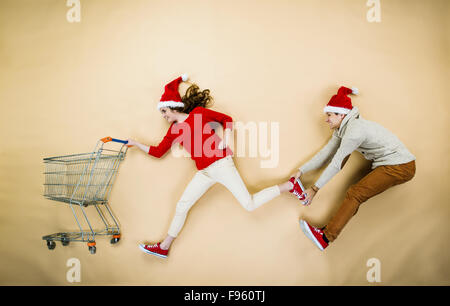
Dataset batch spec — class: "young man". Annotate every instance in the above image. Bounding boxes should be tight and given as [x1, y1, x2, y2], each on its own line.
[296, 86, 416, 251]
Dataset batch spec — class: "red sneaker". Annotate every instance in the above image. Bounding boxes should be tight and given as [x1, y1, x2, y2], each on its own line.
[299, 220, 328, 251]
[289, 177, 307, 204]
[139, 243, 169, 258]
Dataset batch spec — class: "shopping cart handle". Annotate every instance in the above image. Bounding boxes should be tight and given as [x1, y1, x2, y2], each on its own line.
[101, 137, 133, 147]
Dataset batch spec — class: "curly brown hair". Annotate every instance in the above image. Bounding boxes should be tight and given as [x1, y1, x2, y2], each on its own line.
[170, 83, 214, 113]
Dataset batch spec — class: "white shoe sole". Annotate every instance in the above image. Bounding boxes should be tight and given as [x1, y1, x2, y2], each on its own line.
[139, 244, 168, 258]
[295, 178, 306, 193]
[299, 220, 324, 251]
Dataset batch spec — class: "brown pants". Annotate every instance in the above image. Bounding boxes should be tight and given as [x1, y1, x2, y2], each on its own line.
[323, 160, 416, 242]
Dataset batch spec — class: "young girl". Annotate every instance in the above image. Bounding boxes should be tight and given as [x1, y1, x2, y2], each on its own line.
[127, 74, 304, 258]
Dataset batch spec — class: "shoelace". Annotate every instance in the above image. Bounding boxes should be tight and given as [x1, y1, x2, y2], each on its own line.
[312, 227, 322, 235]
[293, 189, 305, 199]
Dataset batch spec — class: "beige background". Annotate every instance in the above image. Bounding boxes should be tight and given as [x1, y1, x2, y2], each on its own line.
[0, 0, 449, 285]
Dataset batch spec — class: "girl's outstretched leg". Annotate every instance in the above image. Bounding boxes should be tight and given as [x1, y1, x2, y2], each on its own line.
[139, 171, 214, 258]
[211, 157, 281, 211]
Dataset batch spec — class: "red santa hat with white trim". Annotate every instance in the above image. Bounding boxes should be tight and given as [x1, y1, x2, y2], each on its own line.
[323, 86, 359, 115]
[157, 74, 189, 110]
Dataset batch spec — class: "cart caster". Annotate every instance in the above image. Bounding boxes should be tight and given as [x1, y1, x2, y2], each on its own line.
[46, 240, 56, 250]
[87, 241, 96, 254]
[61, 235, 70, 246]
[89, 246, 96, 254]
[110, 234, 121, 244]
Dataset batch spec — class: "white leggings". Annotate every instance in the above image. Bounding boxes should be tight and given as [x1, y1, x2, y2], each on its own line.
[167, 156, 281, 237]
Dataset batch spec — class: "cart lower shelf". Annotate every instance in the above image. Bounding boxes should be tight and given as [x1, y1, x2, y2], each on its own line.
[42, 230, 121, 254]
[44, 195, 107, 206]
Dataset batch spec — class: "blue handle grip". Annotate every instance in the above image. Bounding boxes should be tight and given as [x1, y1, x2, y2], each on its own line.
[110, 138, 128, 144]
[101, 137, 130, 145]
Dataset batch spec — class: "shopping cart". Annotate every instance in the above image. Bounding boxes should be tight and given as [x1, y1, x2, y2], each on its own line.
[42, 137, 130, 254]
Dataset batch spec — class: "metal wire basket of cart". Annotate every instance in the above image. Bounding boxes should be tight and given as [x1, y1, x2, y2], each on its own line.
[42, 137, 130, 254]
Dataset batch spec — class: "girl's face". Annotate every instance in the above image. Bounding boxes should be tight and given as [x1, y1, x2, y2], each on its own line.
[325, 112, 345, 129]
[160, 107, 177, 123]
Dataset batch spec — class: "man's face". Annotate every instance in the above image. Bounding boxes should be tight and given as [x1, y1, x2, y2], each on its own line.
[325, 112, 345, 129]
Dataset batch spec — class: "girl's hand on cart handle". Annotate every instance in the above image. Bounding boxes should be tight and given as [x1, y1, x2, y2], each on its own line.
[126, 139, 138, 147]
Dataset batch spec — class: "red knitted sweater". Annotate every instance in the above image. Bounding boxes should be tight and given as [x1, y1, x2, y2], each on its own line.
[148, 107, 233, 170]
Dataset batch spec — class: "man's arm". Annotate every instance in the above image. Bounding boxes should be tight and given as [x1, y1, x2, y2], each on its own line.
[314, 133, 364, 189]
[299, 134, 340, 174]
[303, 131, 364, 206]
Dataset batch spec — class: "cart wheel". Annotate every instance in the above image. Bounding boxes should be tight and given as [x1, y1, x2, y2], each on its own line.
[46, 240, 56, 250]
[89, 246, 96, 254]
[87, 241, 96, 254]
[110, 234, 121, 244]
[61, 238, 70, 246]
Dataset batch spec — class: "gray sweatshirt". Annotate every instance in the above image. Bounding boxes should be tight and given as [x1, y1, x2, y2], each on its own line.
[299, 107, 415, 189]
